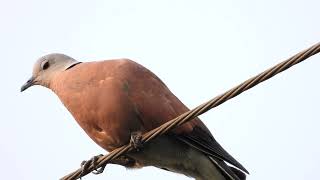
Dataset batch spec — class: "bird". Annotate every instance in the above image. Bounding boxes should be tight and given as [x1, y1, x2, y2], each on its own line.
[21, 53, 248, 180]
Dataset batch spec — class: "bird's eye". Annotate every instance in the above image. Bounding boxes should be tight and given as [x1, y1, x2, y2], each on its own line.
[41, 61, 50, 70]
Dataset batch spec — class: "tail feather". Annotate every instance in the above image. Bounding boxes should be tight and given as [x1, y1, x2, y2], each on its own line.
[209, 156, 246, 180]
[229, 166, 246, 180]
[209, 156, 240, 180]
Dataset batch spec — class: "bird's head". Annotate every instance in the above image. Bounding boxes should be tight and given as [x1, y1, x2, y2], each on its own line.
[21, 53, 79, 92]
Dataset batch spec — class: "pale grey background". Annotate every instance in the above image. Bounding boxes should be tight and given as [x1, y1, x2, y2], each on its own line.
[1, 0, 320, 179]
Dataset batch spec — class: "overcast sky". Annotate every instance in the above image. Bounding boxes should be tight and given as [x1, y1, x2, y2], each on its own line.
[1, 0, 320, 180]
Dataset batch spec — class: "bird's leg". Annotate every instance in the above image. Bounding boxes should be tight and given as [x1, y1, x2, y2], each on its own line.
[80, 154, 137, 177]
[80, 154, 105, 177]
[130, 131, 143, 151]
[79, 132, 142, 177]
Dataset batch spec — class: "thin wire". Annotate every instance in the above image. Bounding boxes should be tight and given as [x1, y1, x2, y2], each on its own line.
[61, 42, 320, 180]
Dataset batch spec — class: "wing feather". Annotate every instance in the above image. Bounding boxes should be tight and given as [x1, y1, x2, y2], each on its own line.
[175, 125, 249, 174]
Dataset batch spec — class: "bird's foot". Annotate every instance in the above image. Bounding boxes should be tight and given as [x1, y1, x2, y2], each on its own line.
[80, 154, 106, 178]
[130, 131, 143, 151]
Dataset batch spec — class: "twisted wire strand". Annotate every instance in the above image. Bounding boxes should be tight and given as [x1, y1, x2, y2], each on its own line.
[61, 42, 320, 180]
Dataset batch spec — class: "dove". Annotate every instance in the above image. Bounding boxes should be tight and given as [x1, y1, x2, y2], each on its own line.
[21, 53, 248, 180]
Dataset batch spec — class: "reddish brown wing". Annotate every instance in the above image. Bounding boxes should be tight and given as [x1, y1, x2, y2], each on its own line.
[119, 60, 248, 174]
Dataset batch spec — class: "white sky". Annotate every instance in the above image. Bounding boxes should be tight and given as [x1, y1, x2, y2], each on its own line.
[1, 0, 320, 179]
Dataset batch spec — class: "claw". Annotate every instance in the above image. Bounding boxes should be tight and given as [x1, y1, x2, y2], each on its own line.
[130, 131, 143, 151]
[80, 154, 106, 178]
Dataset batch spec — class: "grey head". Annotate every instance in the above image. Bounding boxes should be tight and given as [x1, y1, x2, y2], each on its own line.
[21, 53, 80, 92]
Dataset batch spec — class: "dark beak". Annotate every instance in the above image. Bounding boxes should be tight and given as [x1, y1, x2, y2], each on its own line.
[21, 77, 35, 92]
